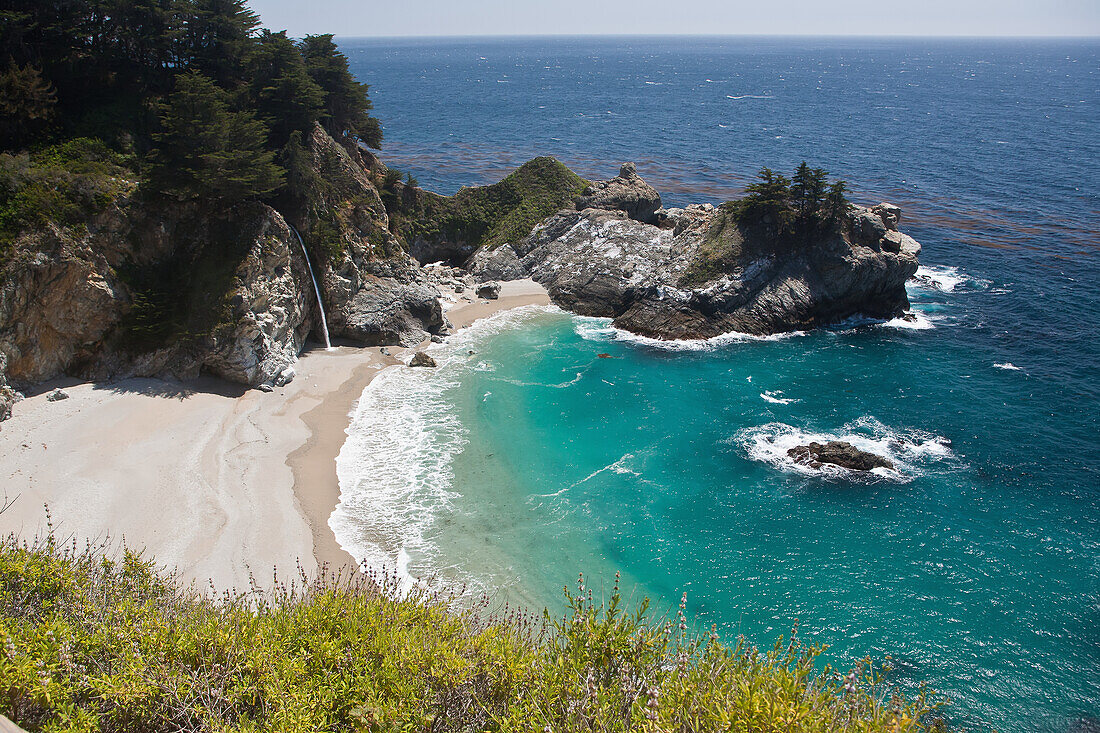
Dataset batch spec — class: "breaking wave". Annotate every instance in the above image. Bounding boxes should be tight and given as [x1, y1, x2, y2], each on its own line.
[572, 316, 806, 351]
[911, 265, 991, 293]
[331, 305, 559, 592]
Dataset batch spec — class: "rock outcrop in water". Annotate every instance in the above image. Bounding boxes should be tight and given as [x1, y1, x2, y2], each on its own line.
[476, 165, 920, 339]
[788, 441, 895, 472]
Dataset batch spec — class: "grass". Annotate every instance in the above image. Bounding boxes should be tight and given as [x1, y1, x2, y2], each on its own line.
[0, 527, 948, 732]
[392, 157, 588, 254]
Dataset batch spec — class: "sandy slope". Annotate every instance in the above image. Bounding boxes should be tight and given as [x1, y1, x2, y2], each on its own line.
[0, 279, 550, 591]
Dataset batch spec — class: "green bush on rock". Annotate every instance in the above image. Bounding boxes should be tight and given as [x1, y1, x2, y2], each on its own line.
[0, 532, 945, 732]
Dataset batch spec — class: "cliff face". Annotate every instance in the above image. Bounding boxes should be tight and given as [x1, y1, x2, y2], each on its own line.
[0, 198, 314, 388]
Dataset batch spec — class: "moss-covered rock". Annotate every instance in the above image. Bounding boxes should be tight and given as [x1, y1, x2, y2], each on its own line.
[389, 156, 588, 264]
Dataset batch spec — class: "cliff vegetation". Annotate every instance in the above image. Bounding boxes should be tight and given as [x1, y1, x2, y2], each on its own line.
[0, 531, 945, 732]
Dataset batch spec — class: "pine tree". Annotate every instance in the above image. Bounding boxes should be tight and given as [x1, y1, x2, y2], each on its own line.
[741, 167, 792, 231]
[245, 30, 324, 148]
[825, 180, 850, 224]
[148, 71, 283, 204]
[299, 34, 382, 148]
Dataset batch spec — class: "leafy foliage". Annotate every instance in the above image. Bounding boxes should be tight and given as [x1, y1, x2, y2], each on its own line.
[0, 64, 57, 149]
[0, 532, 948, 732]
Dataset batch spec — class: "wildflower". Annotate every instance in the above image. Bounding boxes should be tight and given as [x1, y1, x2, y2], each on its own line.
[644, 685, 660, 720]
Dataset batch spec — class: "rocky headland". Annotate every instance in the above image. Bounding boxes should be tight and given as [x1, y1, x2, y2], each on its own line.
[471, 163, 921, 339]
[0, 147, 922, 424]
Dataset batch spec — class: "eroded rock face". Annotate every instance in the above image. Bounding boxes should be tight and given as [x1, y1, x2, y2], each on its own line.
[200, 212, 313, 386]
[476, 282, 501, 300]
[466, 244, 526, 282]
[787, 441, 894, 472]
[0, 202, 316, 391]
[575, 162, 662, 224]
[511, 180, 920, 339]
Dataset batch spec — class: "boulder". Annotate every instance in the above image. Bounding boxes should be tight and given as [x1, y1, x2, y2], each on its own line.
[575, 163, 662, 224]
[409, 351, 437, 367]
[46, 388, 69, 402]
[335, 273, 445, 347]
[871, 203, 901, 230]
[476, 282, 501, 300]
[787, 441, 894, 472]
[465, 244, 527, 282]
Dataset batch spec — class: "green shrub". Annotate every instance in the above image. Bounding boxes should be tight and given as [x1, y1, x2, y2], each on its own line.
[0, 531, 946, 732]
[0, 138, 135, 261]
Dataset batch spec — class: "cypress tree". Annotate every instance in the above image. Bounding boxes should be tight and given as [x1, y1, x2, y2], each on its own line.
[148, 71, 283, 204]
[299, 33, 382, 148]
[179, 0, 260, 87]
[245, 30, 324, 148]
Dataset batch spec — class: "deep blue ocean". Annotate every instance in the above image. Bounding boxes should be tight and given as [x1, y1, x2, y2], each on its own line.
[332, 37, 1100, 731]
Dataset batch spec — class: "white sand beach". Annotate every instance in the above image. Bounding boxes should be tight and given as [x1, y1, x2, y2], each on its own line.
[0, 279, 549, 591]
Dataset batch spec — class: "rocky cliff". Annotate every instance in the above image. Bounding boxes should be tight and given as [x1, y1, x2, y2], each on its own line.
[474, 164, 921, 339]
[0, 124, 447, 418]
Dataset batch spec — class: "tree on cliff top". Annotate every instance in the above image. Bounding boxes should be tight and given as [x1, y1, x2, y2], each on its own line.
[244, 30, 324, 149]
[148, 72, 283, 204]
[300, 33, 383, 149]
[179, 0, 261, 87]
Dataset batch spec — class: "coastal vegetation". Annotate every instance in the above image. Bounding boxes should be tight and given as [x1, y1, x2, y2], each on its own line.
[388, 156, 589, 260]
[0, 531, 945, 732]
[0, 0, 380, 251]
[680, 163, 851, 287]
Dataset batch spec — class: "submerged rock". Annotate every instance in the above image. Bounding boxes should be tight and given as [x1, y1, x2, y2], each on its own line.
[409, 351, 437, 367]
[787, 441, 894, 472]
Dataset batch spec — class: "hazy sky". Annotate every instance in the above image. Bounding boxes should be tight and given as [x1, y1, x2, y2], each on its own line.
[248, 0, 1100, 38]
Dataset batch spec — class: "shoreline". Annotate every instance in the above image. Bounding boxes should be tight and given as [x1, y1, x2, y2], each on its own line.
[286, 278, 552, 576]
[0, 279, 550, 591]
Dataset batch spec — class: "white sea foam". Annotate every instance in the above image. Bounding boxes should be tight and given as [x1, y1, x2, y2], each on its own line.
[911, 265, 991, 293]
[331, 304, 560, 591]
[760, 390, 798, 405]
[734, 416, 954, 482]
[993, 362, 1023, 371]
[727, 94, 774, 100]
[884, 310, 937, 330]
[573, 316, 806, 351]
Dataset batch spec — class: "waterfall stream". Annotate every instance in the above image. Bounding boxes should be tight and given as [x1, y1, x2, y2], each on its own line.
[288, 224, 332, 350]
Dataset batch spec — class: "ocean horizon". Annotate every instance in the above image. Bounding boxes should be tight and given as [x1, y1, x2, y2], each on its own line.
[331, 35, 1099, 732]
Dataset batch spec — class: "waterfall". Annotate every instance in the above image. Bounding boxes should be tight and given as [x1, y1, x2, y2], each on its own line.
[288, 223, 332, 350]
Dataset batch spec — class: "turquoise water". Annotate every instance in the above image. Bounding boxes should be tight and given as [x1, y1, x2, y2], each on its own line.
[335, 280, 1097, 731]
[333, 37, 1099, 731]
